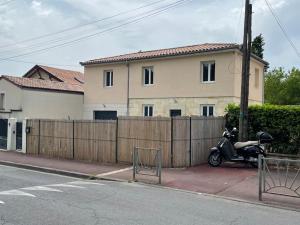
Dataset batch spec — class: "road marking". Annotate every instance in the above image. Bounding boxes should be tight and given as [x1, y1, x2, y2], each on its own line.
[47, 184, 86, 188]
[0, 201, 4, 204]
[69, 181, 105, 186]
[0, 190, 36, 197]
[96, 167, 132, 177]
[21, 186, 63, 192]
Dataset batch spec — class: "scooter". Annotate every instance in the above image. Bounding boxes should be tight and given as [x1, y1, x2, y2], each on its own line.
[208, 128, 273, 167]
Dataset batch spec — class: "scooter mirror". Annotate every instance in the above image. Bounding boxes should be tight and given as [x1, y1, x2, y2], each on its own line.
[232, 127, 238, 132]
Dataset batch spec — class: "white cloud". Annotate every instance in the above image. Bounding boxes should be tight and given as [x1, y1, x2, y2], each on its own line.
[254, 0, 287, 13]
[31, 0, 52, 16]
[0, 0, 299, 76]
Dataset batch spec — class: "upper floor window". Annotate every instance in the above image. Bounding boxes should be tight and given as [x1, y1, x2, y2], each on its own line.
[202, 62, 215, 82]
[143, 105, 153, 117]
[0, 93, 4, 109]
[143, 67, 154, 85]
[254, 68, 259, 88]
[201, 104, 214, 117]
[104, 70, 113, 87]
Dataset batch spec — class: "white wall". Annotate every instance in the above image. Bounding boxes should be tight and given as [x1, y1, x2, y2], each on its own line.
[0, 79, 22, 119]
[21, 89, 83, 120]
[0, 79, 83, 120]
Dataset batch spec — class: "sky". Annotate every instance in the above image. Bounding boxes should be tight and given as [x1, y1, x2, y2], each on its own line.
[0, 0, 299, 76]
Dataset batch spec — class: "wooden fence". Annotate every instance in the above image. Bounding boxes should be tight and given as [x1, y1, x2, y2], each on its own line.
[26, 116, 225, 168]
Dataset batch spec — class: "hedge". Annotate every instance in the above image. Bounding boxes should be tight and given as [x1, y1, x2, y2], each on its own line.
[225, 104, 300, 155]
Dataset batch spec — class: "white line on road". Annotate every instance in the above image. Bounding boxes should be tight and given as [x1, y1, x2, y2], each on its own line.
[21, 186, 63, 192]
[47, 184, 86, 188]
[96, 167, 132, 177]
[69, 181, 105, 186]
[0, 201, 4, 204]
[0, 190, 36, 197]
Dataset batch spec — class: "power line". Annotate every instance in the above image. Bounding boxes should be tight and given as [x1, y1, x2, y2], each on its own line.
[0, 0, 169, 50]
[264, 0, 300, 58]
[1, 58, 81, 68]
[0, 0, 191, 62]
[0, 0, 174, 55]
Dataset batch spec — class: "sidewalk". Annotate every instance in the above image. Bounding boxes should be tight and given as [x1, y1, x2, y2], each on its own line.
[0, 150, 129, 179]
[0, 150, 299, 211]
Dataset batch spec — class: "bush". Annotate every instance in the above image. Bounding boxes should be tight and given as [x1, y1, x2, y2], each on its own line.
[225, 104, 300, 155]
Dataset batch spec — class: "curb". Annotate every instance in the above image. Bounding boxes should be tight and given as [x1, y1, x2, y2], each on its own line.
[0, 160, 95, 179]
[0, 160, 128, 183]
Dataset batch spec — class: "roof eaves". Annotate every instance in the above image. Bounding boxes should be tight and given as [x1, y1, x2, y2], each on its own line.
[80, 45, 240, 66]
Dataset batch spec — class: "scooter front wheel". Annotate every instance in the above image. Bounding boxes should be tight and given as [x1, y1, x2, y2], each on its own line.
[208, 151, 222, 167]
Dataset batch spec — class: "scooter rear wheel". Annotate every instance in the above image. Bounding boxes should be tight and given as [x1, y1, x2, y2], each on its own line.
[208, 151, 222, 167]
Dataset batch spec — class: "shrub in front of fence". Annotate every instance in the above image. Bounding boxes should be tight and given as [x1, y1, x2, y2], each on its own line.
[225, 104, 300, 155]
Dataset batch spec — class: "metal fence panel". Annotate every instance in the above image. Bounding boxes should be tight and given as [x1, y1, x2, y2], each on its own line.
[259, 155, 300, 200]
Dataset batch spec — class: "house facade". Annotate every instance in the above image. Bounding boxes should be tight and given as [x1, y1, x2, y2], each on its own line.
[81, 43, 267, 119]
[0, 65, 84, 120]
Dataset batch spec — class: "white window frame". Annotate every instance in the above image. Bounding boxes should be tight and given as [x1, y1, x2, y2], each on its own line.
[201, 104, 215, 117]
[104, 70, 113, 87]
[143, 67, 154, 86]
[143, 104, 154, 117]
[201, 61, 215, 83]
[0, 93, 5, 110]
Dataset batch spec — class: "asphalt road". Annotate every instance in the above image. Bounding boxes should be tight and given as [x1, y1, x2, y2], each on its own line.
[0, 165, 299, 225]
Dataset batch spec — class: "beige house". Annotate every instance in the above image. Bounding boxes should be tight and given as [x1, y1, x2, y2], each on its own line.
[0, 65, 84, 120]
[81, 43, 267, 119]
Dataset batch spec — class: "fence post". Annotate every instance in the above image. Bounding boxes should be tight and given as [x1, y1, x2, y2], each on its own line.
[158, 149, 162, 184]
[133, 146, 136, 181]
[189, 116, 192, 167]
[115, 117, 118, 163]
[38, 119, 41, 155]
[72, 120, 75, 159]
[7, 118, 17, 151]
[258, 154, 263, 201]
[170, 117, 174, 168]
[21, 119, 27, 154]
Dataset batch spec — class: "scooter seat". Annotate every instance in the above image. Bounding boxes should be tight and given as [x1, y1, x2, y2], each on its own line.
[234, 141, 259, 149]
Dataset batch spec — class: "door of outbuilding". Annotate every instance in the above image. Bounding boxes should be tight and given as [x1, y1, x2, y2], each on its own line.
[0, 118, 8, 149]
[16, 121, 22, 150]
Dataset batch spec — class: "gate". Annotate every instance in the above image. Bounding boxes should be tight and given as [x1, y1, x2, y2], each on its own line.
[16, 121, 22, 150]
[0, 119, 8, 149]
[258, 155, 300, 200]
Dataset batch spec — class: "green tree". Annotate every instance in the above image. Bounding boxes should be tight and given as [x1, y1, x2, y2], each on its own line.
[251, 34, 265, 59]
[264, 68, 300, 105]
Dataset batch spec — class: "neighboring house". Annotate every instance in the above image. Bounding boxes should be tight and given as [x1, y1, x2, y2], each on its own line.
[81, 43, 268, 120]
[23, 65, 84, 85]
[0, 65, 84, 120]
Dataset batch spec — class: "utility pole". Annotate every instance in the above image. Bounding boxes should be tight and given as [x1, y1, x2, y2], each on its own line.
[239, 0, 252, 141]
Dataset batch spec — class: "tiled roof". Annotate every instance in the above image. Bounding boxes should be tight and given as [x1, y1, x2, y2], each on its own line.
[0, 75, 83, 93]
[81, 43, 241, 65]
[24, 65, 84, 85]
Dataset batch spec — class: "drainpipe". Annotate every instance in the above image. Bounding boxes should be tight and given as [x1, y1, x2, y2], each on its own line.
[126, 62, 130, 116]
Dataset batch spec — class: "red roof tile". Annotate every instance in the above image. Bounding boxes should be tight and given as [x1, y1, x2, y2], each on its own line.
[24, 65, 84, 85]
[81, 43, 240, 65]
[0, 75, 83, 93]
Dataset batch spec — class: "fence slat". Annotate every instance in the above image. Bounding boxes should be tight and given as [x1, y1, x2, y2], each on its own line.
[25, 116, 225, 168]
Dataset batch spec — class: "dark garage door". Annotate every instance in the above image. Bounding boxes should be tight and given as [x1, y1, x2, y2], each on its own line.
[170, 109, 182, 117]
[94, 111, 117, 120]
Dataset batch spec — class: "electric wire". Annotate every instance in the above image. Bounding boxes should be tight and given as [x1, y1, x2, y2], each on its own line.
[264, 0, 300, 58]
[0, 0, 169, 49]
[0, 0, 191, 62]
